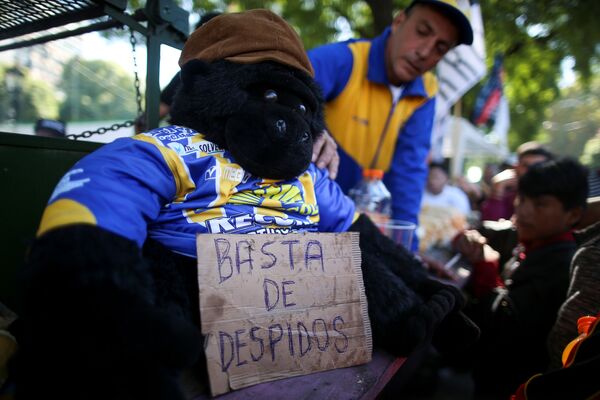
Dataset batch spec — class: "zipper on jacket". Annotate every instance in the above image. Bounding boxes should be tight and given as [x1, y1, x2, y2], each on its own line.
[369, 95, 400, 170]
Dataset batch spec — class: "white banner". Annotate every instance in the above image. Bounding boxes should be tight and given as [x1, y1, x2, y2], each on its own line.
[430, 1, 487, 160]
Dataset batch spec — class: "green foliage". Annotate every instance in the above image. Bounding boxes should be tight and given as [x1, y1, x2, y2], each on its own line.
[0, 64, 59, 123]
[542, 77, 600, 162]
[461, 0, 600, 150]
[3, 0, 598, 148]
[58, 58, 139, 122]
[190, 0, 411, 47]
[21, 78, 61, 121]
[190, 0, 598, 151]
[580, 136, 600, 170]
[0, 65, 14, 121]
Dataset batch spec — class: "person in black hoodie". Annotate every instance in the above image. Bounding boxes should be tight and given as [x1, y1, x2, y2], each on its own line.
[454, 157, 589, 398]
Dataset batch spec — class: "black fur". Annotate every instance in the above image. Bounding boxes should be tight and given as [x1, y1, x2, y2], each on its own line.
[15, 59, 478, 398]
[349, 214, 479, 355]
[16, 226, 201, 399]
[170, 60, 325, 180]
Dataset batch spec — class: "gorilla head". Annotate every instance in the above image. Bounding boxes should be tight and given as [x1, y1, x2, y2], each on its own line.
[169, 10, 325, 180]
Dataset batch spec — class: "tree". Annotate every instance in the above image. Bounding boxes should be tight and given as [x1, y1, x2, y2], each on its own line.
[541, 77, 600, 162]
[580, 134, 600, 170]
[466, 0, 600, 149]
[188, 1, 598, 150]
[21, 77, 61, 122]
[0, 64, 60, 123]
[59, 58, 139, 121]
[191, 0, 406, 47]
[124, 1, 599, 150]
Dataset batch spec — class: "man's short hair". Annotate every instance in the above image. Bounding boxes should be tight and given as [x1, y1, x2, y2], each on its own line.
[34, 119, 66, 137]
[516, 141, 554, 161]
[518, 157, 589, 211]
[428, 161, 449, 176]
[406, 0, 473, 45]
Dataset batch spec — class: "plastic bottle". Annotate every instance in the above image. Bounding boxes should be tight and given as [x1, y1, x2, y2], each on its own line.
[561, 315, 597, 367]
[348, 168, 391, 227]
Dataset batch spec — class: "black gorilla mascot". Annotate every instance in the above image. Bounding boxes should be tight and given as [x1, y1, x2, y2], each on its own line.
[15, 10, 478, 399]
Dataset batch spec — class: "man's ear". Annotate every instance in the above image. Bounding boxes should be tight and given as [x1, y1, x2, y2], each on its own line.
[180, 59, 211, 89]
[566, 206, 584, 228]
[391, 10, 407, 32]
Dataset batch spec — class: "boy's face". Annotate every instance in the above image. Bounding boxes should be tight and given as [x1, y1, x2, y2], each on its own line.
[514, 194, 582, 243]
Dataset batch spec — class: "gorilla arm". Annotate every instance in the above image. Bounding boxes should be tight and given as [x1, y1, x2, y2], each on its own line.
[15, 139, 201, 399]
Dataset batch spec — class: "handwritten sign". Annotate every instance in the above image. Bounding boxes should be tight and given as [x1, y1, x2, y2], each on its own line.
[197, 232, 372, 396]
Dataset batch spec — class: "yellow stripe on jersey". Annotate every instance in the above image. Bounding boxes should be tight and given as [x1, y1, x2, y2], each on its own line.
[324, 41, 437, 171]
[209, 155, 245, 208]
[134, 134, 196, 202]
[37, 199, 97, 237]
[298, 171, 320, 223]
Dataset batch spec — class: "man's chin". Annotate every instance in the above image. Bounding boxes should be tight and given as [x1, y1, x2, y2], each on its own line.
[393, 66, 419, 85]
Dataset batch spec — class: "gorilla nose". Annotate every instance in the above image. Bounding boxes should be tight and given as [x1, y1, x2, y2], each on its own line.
[275, 119, 287, 134]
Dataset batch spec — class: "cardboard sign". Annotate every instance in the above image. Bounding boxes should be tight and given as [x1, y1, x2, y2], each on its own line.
[197, 232, 372, 396]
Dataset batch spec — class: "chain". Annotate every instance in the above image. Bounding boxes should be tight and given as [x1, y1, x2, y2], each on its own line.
[67, 28, 144, 140]
[130, 28, 144, 117]
[65, 121, 135, 140]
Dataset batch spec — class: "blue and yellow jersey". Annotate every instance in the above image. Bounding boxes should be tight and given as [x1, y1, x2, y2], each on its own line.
[308, 27, 438, 251]
[38, 125, 356, 257]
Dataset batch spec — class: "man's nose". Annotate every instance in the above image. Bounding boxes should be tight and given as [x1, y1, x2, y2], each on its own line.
[416, 39, 436, 59]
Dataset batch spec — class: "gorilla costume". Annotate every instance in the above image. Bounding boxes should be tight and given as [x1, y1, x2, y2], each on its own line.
[14, 10, 478, 399]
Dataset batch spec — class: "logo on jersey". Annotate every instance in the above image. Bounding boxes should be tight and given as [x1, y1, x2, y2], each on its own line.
[167, 142, 186, 155]
[167, 140, 222, 157]
[49, 168, 91, 202]
[352, 115, 369, 126]
[204, 212, 315, 234]
[221, 166, 244, 183]
[230, 183, 318, 217]
[155, 126, 197, 141]
[205, 166, 218, 180]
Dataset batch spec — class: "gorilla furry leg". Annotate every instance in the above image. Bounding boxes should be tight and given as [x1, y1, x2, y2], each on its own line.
[349, 214, 479, 355]
[16, 225, 201, 399]
[360, 250, 458, 356]
[350, 214, 458, 298]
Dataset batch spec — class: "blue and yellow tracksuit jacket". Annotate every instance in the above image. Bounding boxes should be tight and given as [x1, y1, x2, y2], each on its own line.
[38, 125, 356, 258]
[308, 27, 438, 251]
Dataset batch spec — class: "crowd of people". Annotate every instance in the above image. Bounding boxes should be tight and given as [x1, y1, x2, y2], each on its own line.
[16, 0, 599, 398]
[412, 141, 599, 398]
[157, 3, 598, 398]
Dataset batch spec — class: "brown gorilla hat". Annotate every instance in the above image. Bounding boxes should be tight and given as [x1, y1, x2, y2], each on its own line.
[178, 9, 314, 77]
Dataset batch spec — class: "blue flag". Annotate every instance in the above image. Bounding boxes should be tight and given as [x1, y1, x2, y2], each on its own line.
[471, 54, 504, 127]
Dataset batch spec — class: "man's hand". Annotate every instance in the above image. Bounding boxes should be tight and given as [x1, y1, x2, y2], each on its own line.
[452, 230, 495, 264]
[312, 130, 339, 179]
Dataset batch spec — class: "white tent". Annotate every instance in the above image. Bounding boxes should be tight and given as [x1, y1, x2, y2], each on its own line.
[442, 116, 509, 177]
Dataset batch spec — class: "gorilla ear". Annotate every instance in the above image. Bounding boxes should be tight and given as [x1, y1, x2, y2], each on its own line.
[180, 59, 211, 88]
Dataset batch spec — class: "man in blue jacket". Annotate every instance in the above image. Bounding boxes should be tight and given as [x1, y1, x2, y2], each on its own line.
[308, 0, 473, 251]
